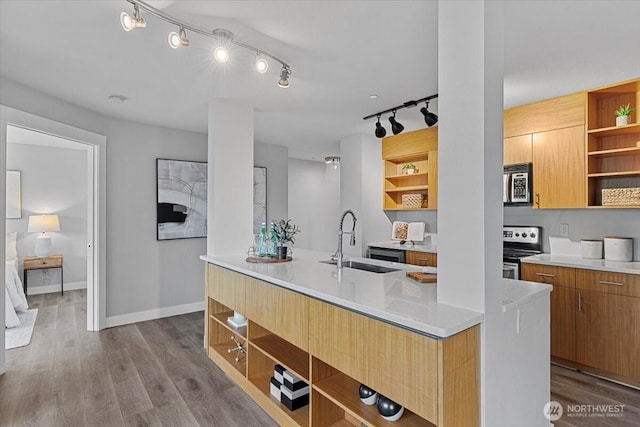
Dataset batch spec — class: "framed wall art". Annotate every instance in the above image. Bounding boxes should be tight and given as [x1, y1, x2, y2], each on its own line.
[156, 158, 207, 240]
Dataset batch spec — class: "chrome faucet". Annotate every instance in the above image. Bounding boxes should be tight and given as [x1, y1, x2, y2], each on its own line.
[333, 209, 357, 268]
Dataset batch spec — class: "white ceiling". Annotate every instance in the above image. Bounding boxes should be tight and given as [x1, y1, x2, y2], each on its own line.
[1, 1, 639, 161]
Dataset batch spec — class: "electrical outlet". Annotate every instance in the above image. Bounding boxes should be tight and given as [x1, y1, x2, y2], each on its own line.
[559, 223, 569, 237]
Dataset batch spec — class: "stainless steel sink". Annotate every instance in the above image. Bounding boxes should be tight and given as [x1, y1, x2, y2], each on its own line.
[319, 259, 400, 274]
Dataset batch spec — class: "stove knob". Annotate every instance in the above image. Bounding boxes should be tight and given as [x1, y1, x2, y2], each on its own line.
[522, 232, 527, 238]
[515, 233, 520, 237]
[530, 232, 536, 238]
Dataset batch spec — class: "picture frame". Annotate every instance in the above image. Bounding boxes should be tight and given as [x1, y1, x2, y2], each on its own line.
[156, 158, 208, 240]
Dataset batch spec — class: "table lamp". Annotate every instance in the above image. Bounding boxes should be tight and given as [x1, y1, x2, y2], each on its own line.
[28, 214, 60, 257]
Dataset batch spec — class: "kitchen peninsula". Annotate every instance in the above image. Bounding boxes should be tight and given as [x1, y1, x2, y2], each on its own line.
[201, 249, 551, 426]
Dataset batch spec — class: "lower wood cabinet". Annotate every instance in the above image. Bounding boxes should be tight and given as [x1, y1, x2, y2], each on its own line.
[522, 262, 640, 385]
[521, 264, 576, 361]
[205, 264, 480, 427]
[406, 250, 438, 267]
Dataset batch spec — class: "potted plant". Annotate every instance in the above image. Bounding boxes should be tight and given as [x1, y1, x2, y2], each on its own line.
[615, 103, 633, 126]
[272, 219, 300, 259]
[402, 162, 417, 174]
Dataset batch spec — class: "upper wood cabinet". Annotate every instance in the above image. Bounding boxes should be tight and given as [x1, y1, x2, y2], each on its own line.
[382, 127, 438, 210]
[585, 78, 640, 208]
[504, 134, 533, 165]
[504, 91, 585, 138]
[532, 125, 585, 208]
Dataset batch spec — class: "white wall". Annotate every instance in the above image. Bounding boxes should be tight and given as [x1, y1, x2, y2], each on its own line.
[1, 77, 207, 323]
[6, 142, 87, 293]
[288, 158, 340, 253]
[255, 142, 288, 225]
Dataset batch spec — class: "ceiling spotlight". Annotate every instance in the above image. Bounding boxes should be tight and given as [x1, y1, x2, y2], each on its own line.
[388, 111, 404, 135]
[375, 115, 387, 138]
[325, 156, 341, 169]
[120, 4, 146, 32]
[255, 55, 269, 73]
[420, 101, 438, 127]
[278, 66, 291, 88]
[168, 27, 189, 49]
[214, 46, 230, 63]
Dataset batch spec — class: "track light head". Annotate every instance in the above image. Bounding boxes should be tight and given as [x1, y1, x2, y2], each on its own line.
[168, 27, 189, 49]
[375, 115, 387, 138]
[120, 4, 146, 32]
[278, 66, 291, 88]
[420, 101, 438, 127]
[255, 55, 269, 73]
[388, 111, 404, 135]
[325, 156, 341, 169]
[214, 46, 229, 63]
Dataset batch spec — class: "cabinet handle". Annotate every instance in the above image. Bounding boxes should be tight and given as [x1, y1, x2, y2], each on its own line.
[416, 257, 430, 261]
[535, 192, 540, 208]
[578, 293, 583, 312]
[598, 280, 624, 287]
[535, 272, 556, 278]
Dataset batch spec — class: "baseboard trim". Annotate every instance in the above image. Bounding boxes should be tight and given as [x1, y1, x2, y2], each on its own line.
[105, 300, 204, 328]
[27, 281, 87, 295]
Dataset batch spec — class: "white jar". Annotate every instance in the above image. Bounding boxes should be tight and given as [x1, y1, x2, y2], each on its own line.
[604, 237, 633, 262]
[581, 239, 603, 259]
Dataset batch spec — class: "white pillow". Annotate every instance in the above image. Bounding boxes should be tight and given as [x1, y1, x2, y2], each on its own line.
[6, 232, 18, 263]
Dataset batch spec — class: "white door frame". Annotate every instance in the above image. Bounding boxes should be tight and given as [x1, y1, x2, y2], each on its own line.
[1, 106, 106, 374]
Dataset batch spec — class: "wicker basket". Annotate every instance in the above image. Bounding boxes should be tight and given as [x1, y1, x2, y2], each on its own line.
[602, 187, 640, 206]
[402, 193, 426, 209]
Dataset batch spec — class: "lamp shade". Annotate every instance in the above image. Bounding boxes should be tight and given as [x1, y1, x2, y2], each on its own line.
[28, 215, 60, 233]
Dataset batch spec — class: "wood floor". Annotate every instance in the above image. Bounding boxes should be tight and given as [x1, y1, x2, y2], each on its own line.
[0, 290, 277, 426]
[2, 290, 639, 426]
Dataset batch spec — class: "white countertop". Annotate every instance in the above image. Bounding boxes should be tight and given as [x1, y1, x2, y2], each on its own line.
[201, 248, 552, 338]
[368, 240, 438, 253]
[522, 254, 640, 275]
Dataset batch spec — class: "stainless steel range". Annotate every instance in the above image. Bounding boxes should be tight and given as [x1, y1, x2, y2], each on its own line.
[503, 226, 542, 279]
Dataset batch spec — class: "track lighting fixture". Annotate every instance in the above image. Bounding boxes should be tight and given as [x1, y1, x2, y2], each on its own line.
[119, 0, 291, 86]
[388, 111, 404, 135]
[325, 156, 341, 169]
[255, 55, 269, 74]
[120, 4, 146, 32]
[375, 115, 387, 138]
[420, 101, 438, 127]
[278, 66, 291, 88]
[363, 94, 438, 137]
[168, 27, 189, 49]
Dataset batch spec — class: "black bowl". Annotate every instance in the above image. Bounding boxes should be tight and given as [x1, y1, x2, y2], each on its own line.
[358, 384, 378, 405]
[377, 395, 404, 421]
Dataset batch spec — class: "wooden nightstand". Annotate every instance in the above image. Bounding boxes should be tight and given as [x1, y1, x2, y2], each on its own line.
[23, 254, 64, 296]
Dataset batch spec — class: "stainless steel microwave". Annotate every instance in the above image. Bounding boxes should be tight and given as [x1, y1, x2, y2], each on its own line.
[504, 163, 532, 206]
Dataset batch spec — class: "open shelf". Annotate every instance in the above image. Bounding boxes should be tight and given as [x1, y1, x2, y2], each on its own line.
[587, 123, 640, 136]
[249, 373, 310, 427]
[209, 343, 246, 376]
[587, 170, 640, 178]
[251, 334, 310, 381]
[313, 372, 435, 427]
[385, 172, 428, 180]
[384, 185, 429, 193]
[210, 311, 248, 339]
[588, 147, 640, 158]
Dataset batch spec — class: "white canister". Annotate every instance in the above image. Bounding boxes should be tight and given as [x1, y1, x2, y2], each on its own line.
[581, 239, 603, 259]
[604, 237, 633, 262]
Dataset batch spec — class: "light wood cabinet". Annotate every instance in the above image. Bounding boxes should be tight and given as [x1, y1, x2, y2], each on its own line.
[532, 125, 586, 208]
[205, 264, 480, 427]
[406, 251, 438, 267]
[522, 262, 640, 385]
[503, 134, 532, 165]
[521, 264, 576, 361]
[576, 290, 640, 381]
[504, 91, 585, 138]
[585, 78, 640, 207]
[382, 127, 438, 210]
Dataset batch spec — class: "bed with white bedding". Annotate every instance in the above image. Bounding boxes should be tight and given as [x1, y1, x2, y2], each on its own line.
[5, 232, 29, 328]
